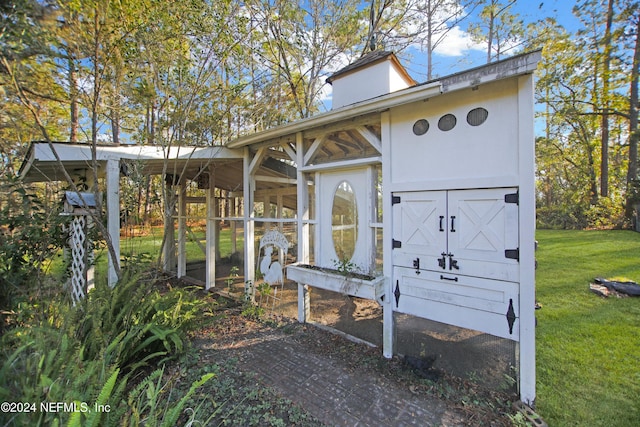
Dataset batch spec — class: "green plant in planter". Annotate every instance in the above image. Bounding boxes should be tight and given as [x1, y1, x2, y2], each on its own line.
[332, 258, 358, 276]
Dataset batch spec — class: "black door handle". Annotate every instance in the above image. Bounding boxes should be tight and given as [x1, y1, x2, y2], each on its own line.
[440, 275, 458, 282]
[450, 216, 456, 232]
[447, 253, 459, 270]
[438, 253, 447, 269]
[439, 216, 444, 232]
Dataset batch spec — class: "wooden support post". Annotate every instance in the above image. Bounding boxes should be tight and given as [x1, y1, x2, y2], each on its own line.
[381, 111, 394, 358]
[162, 178, 177, 273]
[295, 132, 310, 322]
[215, 192, 221, 261]
[264, 194, 271, 232]
[177, 181, 187, 278]
[230, 197, 237, 255]
[518, 74, 537, 406]
[106, 159, 120, 287]
[206, 169, 216, 290]
[244, 147, 256, 300]
[86, 214, 95, 292]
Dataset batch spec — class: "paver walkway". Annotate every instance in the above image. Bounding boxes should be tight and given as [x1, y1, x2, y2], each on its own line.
[198, 319, 468, 427]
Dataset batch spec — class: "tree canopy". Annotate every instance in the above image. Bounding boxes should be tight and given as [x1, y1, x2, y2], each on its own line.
[1, 0, 638, 229]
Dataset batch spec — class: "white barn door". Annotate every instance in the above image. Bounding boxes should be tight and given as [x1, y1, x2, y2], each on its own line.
[448, 188, 519, 282]
[391, 188, 521, 340]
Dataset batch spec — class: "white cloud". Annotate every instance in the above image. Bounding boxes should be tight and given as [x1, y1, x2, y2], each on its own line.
[432, 25, 485, 57]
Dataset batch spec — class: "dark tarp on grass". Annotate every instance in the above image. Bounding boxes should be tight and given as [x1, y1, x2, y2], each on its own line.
[594, 278, 640, 296]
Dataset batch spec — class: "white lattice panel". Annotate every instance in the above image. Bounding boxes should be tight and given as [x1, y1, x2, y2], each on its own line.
[67, 216, 87, 304]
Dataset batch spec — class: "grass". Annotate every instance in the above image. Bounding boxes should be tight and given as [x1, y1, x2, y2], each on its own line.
[535, 229, 640, 426]
[89, 226, 245, 286]
[120, 225, 244, 263]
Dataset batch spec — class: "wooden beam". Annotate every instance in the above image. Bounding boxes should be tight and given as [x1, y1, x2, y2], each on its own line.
[248, 147, 266, 175]
[300, 156, 382, 173]
[354, 126, 382, 153]
[280, 142, 297, 162]
[254, 175, 297, 184]
[302, 112, 380, 139]
[303, 135, 326, 166]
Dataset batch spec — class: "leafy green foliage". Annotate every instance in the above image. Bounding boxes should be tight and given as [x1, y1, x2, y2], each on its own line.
[0, 174, 65, 316]
[123, 366, 214, 427]
[0, 268, 206, 426]
[332, 257, 358, 276]
[69, 273, 204, 374]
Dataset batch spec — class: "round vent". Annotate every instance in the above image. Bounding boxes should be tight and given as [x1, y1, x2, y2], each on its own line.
[467, 107, 489, 126]
[438, 114, 457, 131]
[412, 119, 430, 135]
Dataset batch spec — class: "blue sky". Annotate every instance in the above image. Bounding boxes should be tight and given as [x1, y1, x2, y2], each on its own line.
[400, 0, 581, 82]
[318, 0, 582, 112]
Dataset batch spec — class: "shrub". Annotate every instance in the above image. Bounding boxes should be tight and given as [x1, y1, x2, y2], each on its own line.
[536, 205, 587, 229]
[71, 272, 205, 374]
[0, 268, 206, 426]
[584, 197, 628, 229]
[0, 174, 65, 324]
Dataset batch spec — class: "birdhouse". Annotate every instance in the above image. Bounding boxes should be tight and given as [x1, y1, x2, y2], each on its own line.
[63, 191, 98, 215]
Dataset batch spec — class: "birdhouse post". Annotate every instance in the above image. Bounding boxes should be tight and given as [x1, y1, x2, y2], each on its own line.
[61, 191, 98, 304]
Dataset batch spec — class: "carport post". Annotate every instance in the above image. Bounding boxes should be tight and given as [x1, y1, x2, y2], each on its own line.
[205, 168, 216, 289]
[177, 181, 187, 278]
[106, 159, 120, 287]
[244, 147, 256, 300]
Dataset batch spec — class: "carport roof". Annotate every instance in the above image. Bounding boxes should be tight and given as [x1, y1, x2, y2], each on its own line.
[18, 142, 243, 185]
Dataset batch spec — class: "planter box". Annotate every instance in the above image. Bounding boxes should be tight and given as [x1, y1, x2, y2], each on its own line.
[286, 264, 386, 303]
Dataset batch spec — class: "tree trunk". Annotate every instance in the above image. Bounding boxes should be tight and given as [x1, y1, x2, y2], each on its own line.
[625, 14, 640, 227]
[600, 0, 614, 198]
[69, 55, 79, 142]
[487, 7, 494, 63]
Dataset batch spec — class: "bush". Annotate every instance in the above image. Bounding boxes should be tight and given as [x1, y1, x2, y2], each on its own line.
[537, 198, 630, 230]
[0, 270, 206, 426]
[584, 197, 628, 229]
[0, 175, 65, 322]
[536, 205, 587, 229]
[70, 272, 205, 374]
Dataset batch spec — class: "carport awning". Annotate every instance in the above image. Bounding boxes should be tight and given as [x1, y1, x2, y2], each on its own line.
[19, 142, 244, 186]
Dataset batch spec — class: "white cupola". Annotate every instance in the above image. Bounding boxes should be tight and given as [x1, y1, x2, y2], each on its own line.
[326, 50, 416, 109]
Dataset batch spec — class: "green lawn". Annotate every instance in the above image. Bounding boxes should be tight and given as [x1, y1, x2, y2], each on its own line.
[90, 226, 244, 285]
[535, 229, 640, 426]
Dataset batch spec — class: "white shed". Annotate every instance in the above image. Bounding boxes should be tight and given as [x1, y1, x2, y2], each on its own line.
[19, 49, 541, 406]
[228, 49, 541, 406]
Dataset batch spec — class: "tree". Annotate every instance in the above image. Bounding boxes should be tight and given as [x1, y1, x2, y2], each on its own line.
[599, 0, 615, 197]
[624, 0, 640, 226]
[468, 0, 523, 63]
[407, 0, 480, 79]
[245, 0, 364, 119]
[535, 20, 601, 225]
